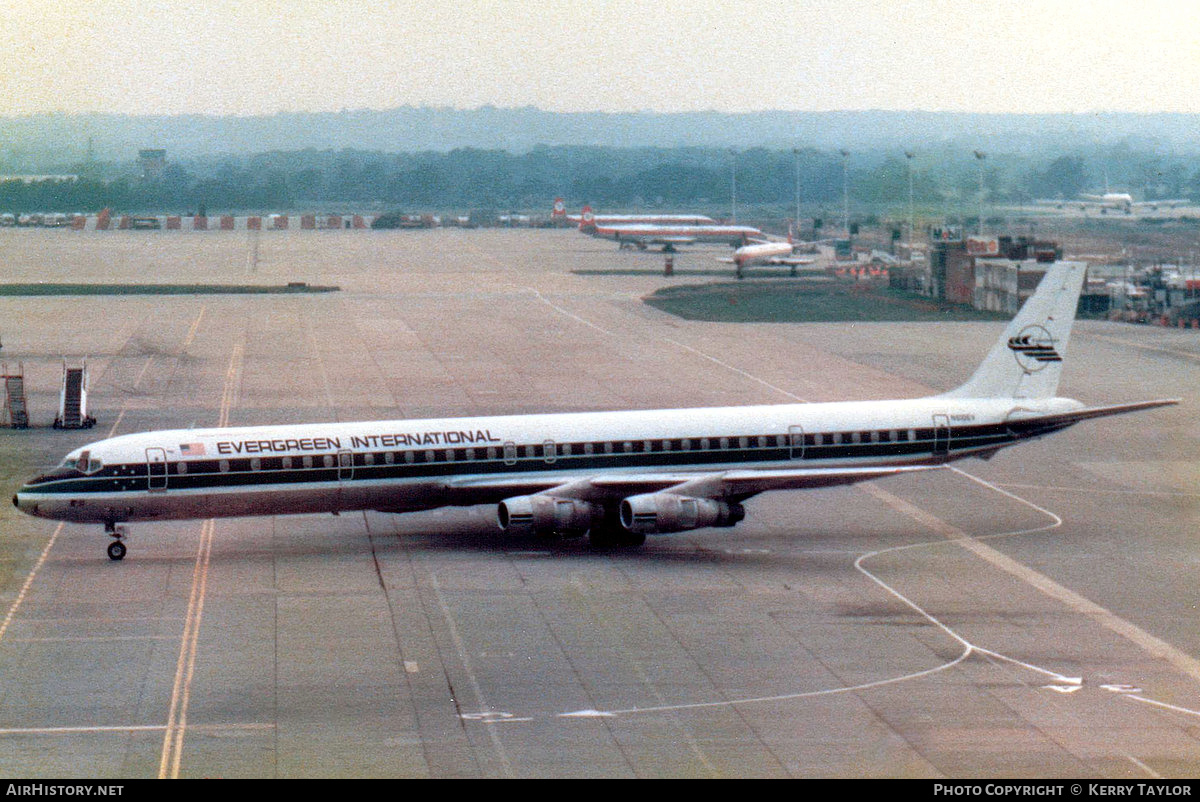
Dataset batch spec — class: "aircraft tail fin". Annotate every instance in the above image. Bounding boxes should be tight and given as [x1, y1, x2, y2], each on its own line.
[942, 260, 1087, 400]
[579, 205, 594, 231]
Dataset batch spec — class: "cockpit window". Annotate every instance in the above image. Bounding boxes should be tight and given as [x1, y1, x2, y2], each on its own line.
[61, 450, 103, 474]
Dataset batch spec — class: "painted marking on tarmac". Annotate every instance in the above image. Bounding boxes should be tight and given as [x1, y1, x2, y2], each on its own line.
[433, 573, 516, 777]
[459, 712, 532, 724]
[1124, 694, 1200, 720]
[0, 722, 273, 737]
[664, 338, 808, 402]
[158, 339, 241, 779]
[952, 466, 1200, 687]
[527, 287, 808, 404]
[0, 523, 65, 647]
[999, 482, 1200, 499]
[1127, 755, 1163, 779]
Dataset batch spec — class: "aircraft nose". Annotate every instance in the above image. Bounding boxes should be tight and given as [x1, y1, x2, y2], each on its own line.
[13, 487, 39, 517]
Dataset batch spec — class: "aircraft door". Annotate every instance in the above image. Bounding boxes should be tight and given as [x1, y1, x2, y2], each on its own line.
[146, 447, 168, 491]
[788, 425, 805, 459]
[337, 450, 354, 481]
[932, 414, 951, 459]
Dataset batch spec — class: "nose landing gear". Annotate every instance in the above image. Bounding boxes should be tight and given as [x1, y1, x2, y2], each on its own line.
[104, 522, 127, 561]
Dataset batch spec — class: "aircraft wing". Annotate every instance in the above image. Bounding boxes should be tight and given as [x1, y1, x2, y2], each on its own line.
[430, 464, 940, 507]
[767, 256, 818, 266]
[1134, 199, 1191, 208]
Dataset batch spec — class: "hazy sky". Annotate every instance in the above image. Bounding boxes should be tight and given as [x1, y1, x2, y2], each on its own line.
[2, 0, 1198, 117]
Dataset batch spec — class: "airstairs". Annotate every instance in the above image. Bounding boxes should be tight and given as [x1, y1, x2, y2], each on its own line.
[54, 360, 95, 429]
[2, 363, 29, 428]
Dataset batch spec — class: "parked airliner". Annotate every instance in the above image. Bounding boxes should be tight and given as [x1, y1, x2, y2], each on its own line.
[14, 261, 1177, 560]
[717, 226, 829, 278]
[554, 201, 716, 229]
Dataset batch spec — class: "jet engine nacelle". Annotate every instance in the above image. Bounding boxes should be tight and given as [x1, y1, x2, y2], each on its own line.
[497, 495, 605, 538]
[618, 493, 745, 535]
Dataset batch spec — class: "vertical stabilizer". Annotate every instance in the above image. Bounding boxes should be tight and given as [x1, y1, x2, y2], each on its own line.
[942, 260, 1087, 400]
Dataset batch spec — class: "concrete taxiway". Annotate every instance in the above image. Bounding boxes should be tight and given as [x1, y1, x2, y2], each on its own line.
[0, 227, 1197, 777]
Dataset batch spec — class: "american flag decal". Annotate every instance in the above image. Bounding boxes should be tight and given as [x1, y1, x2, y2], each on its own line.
[180, 443, 206, 456]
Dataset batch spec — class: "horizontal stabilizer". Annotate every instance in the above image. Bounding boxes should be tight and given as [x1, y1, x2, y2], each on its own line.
[1010, 398, 1179, 428]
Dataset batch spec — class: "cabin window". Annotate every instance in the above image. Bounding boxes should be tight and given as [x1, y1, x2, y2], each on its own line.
[323, 455, 334, 468]
[681, 439, 691, 451]
[776, 435, 786, 447]
[176, 462, 188, 475]
[908, 429, 918, 442]
[719, 437, 729, 450]
[486, 447, 497, 460]
[661, 439, 671, 451]
[738, 436, 748, 449]
[425, 450, 436, 463]
[700, 438, 710, 450]
[219, 460, 230, 473]
[250, 458, 261, 471]
[282, 456, 293, 469]
[303, 455, 313, 469]
[623, 441, 633, 453]
[583, 442, 594, 455]
[383, 452, 393, 465]
[364, 453, 375, 466]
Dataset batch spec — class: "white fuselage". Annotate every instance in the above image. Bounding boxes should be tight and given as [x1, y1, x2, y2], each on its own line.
[14, 394, 1081, 527]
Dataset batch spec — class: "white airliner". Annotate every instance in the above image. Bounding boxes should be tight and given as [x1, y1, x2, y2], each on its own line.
[13, 261, 1178, 560]
[717, 227, 829, 278]
[553, 201, 716, 229]
[587, 220, 765, 251]
[1041, 192, 1190, 215]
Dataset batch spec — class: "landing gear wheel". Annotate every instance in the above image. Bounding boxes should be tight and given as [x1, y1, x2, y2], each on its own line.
[104, 522, 128, 561]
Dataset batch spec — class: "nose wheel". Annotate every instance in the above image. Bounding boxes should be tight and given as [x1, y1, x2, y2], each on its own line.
[105, 523, 127, 561]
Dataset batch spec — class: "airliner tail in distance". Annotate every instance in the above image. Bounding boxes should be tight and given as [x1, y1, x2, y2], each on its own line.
[14, 260, 1179, 560]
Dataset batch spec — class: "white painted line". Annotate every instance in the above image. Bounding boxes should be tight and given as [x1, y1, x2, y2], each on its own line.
[1127, 755, 1163, 779]
[431, 573, 515, 778]
[998, 482, 1200, 499]
[0, 523, 65, 647]
[1125, 694, 1200, 720]
[0, 722, 274, 737]
[664, 338, 808, 402]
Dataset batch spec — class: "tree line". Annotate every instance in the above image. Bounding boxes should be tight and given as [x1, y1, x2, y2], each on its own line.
[2, 143, 1197, 216]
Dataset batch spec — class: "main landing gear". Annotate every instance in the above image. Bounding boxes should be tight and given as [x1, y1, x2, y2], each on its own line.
[104, 522, 127, 561]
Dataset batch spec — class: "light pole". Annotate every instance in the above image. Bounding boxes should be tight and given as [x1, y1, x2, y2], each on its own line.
[840, 149, 850, 236]
[793, 147, 802, 229]
[729, 148, 738, 224]
[974, 150, 987, 235]
[904, 150, 915, 245]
